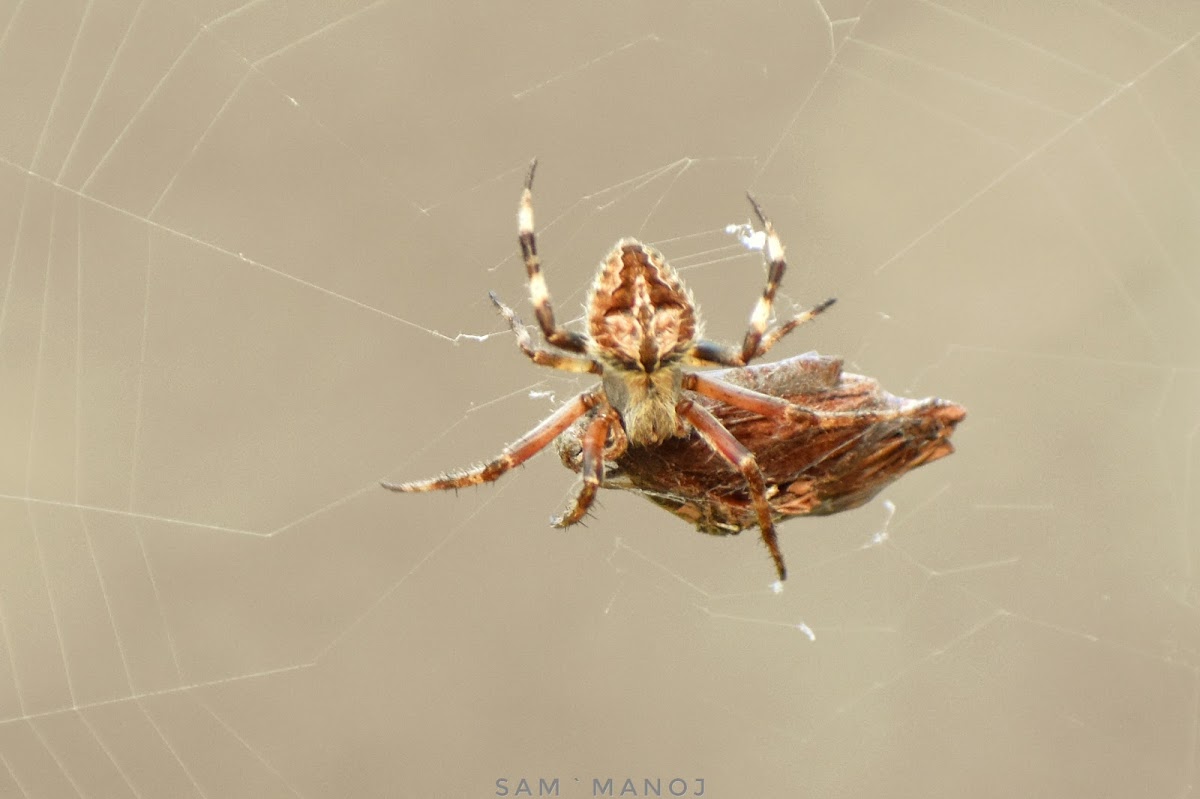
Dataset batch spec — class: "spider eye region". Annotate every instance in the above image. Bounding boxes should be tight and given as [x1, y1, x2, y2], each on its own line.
[588, 241, 697, 373]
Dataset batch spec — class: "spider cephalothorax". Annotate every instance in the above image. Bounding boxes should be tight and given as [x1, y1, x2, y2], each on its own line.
[384, 160, 848, 581]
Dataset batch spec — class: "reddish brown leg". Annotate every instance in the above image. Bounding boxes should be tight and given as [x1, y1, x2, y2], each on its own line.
[810, 405, 914, 429]
[553, 408, 615, 527]
[382, 390, 601, 492]
[683, 372, 817, 422]
[677, 399, 787, 581]
[602, 411, 629, 461]
[686, 371, 916, 429]
[490, 292, 600, 374]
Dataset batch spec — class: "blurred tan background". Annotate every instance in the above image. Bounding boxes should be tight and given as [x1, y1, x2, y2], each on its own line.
[2, 1, 1198, 797]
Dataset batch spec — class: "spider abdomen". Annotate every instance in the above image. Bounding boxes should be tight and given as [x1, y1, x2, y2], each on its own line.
[588, 240, 698, 374]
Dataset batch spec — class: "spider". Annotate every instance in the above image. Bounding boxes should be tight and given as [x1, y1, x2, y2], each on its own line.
[384, 160, 844, 581]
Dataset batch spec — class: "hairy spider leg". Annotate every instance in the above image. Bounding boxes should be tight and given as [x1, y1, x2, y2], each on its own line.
[382, 390, 603, 493]
[677, 399, 787, 581]
[519, 159, 589, 354]
[552, 408, 619, 527]
[489, 292, 600, 374]
[685, 371, 919, 428]
[684, 372, 818, 422]
[688, 195, 836, 367]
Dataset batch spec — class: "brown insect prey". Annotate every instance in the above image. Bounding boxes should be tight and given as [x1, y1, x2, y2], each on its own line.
[557, 352, 966, 536]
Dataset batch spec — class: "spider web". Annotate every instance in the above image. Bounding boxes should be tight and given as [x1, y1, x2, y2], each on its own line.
[1, 0, 1198, 796]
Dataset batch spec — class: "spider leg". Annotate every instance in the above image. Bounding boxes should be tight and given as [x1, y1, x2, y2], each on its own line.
[686, 371, 920, 428]
[684, 372, 817, 422]
[686, 195, 835, 367]
[739, 194, 837, 363]
[603, 412, 629, 460]
[490, 292, 600, 374]
[519, 159, 589, 354]
[552, 407, 617, 527]
[807, 404, 919, 429]
[677, 399, 787, 581]
[752, 297, 837, 357]
[382, 390, 602, 492]
[688, 297, 835, 367]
